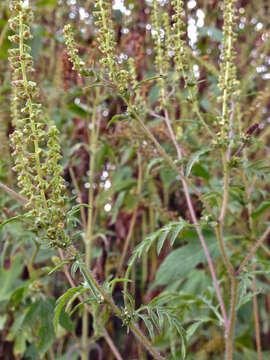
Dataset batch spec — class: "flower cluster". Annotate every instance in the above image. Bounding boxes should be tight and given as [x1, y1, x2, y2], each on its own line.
[92, 0, 118, 81]
[218, 0, 239, 132]
[171, 0, 188, 85]
[128, 58, 145, 115]
[151, 0, 170, 105]
[8, 0, 67, 247]
[171, 0, 198, 102]
[92, 0, 129, 95]
[62, 24, 85, 73]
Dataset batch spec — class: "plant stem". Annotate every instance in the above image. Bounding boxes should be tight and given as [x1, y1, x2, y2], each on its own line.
[0, 181, 27, 204]
[236, 226, 270, 275]
[125, 101, 213, 216]
[28, 240, 40, 277]
[82, 91, 99, 360]
[58, 249, 123, 360]
[80, 262, 165, 360]
[225, 277, 238, 360]
[252, 264, 262, 360]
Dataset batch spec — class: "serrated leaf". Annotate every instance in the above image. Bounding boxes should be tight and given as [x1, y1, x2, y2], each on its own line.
[186, 147, 211, 177]
[65, 287, 87, 313]
[71, 261, 79, 278]
[48, 259, 71, 275]
[148, 308, 161, 332]
[54, 287, 82, 331]
[156, 307, 165, 329]
[125, 291, 136, 311]
[170, 221, 187, 246]
[139, 314, 155, 341]
[67, 203, 92, 217]
[157, 227, 171, 255]
[78, 263, 100, 298]
[0, 214, 31, 228]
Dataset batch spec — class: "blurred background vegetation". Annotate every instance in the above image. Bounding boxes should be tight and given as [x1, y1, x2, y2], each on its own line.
[0, 0, 270, 359]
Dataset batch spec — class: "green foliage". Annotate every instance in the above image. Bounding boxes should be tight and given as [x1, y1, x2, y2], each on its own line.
[0, 0, 270, 359]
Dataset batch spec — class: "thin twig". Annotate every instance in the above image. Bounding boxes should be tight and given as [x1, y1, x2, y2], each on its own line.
[0, 181, 27, 204]
[235, 226, 270, 276]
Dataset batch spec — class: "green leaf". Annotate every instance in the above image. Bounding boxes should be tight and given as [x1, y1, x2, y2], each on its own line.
[154, 230, 220, 286]
[106, 114, 128, 128]
[138, 314, 155, 340]
[125, 291, 136, 311]
[0, 254, 25, 305]
[67, 102, 89, 118]
[71, 261, 80, 278]
[0, 214, 30, 229]
[157, 227, 171, 255]
[37, 0, 58, 6]
[0, 314, 7, 330]
[192, 163, 210, 180]
[67, 203, 92, 217]
[37, 325, 54, 355]
[128, 220, 189, 268]
[133, 75, 165, 90]
[110, 191, 126, 224]
[199, 26, 223, 42]
[146, 158, 164, 177]
[186, 317, 213, 340]
[170, 221, 187, 246]
[54, 287, 82, 331]
[186, 147, 211, 177]
[251, 200, 270, 219]
[59, 309, 74, 332]
[48, 259, 71, 275]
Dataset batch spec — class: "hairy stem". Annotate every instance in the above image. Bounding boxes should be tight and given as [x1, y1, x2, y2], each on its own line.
[82, 92, 98, 360]
[236, 226, 270, 275]
[225, 277, 238, 360]
[80, 262, 165, 360]
[252, 264, 262, 360]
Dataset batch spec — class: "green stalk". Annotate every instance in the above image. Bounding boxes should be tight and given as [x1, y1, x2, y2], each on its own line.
[28, 240, 40, 277]
[82, 91, 98, 360]
[225, 277, 238, 360]
[80, 262, 165, 360]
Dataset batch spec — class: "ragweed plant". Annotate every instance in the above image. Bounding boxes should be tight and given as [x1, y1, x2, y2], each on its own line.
[1, 0, 270, 359]
[8, 0, 67, 247]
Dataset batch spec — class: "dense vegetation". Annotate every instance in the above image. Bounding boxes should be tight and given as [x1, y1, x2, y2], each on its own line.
[0, 0, 270, 359]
